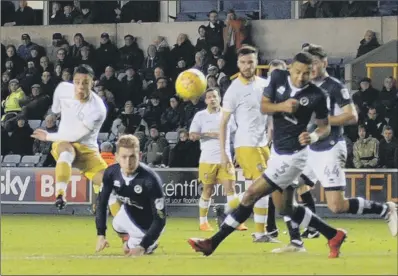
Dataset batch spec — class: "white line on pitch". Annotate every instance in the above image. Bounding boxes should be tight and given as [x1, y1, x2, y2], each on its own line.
[2, 252, 397, 261]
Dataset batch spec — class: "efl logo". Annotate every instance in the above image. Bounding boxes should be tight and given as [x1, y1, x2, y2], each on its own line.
[35, 169, 89, 202]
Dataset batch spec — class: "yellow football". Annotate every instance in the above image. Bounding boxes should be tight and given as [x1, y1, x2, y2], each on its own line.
[175, 69, 207, 100]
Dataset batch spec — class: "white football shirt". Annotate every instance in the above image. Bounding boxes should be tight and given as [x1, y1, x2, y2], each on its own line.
[51, 82, 107, 149]
[189, 109, 235, 164]
[222, 76, 269, 148]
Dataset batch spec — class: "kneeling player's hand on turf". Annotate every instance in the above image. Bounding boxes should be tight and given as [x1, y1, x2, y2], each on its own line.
[298, 132, 311, 146]
[31, 129, 49, 141]
[281, 99, 299, 113]
[126, 246, 145, 257]
[96, 235, 109, 252]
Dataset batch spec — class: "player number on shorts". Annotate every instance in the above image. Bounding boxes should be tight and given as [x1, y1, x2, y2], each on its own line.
[276, 162, 289, 175]
[283, 113, 298, 125]
[324, 165, 339, 177]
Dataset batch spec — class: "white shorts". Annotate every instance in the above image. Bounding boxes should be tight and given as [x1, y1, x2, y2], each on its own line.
[307, 140, 347, 190]
[263, 148, 307, 190]
[300, 164, 318, 187]
[112, 205, 162, 253]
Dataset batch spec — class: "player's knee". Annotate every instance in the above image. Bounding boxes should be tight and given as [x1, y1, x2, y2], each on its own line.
[55, 142, 75, 156]
[327, 202, 345, 214]
[279, 202, 294, 217]
[242, 186, 260, 205]
[202, 184, 214, 198]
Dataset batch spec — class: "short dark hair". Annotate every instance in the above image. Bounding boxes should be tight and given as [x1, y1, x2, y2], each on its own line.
[358, 124, 366, 130]
[303, 44, 327, 59]
[74, 64, 95, 78]
[383, 125, 393, 132]
[205, 87, 220, 97]
[269, 59, 287, 69]
[237, 45, 258, 57]
[292, 52, 313, 65]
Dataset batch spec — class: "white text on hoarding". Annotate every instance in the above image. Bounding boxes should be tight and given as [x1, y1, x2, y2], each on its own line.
[0, 170, 30, 201]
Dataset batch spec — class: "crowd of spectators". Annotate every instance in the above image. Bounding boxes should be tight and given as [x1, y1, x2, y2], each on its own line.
[1, 5, 397, 169]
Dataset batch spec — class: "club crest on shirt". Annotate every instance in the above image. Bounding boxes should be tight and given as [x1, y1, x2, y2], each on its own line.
[113, 180, 121, 187]
[134, 184, 142, 194]
[299, 97, 309, 106]
[257, 163, 264, 172]
[204, 173, 208, 180]
[277, 86, 286, 94]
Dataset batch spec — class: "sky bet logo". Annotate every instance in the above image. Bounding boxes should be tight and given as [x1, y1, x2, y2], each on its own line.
[1, 170, 30, 201]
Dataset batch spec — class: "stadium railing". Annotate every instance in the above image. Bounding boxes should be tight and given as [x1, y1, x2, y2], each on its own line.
[366, 63, 398, 80]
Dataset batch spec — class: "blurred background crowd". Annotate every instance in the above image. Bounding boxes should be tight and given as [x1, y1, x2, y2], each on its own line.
[1, 0, 397, 169]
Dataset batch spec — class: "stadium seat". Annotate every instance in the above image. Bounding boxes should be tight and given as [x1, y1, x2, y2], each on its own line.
[20, 155, 40, 166]
[28, 120, 42, 130]
[2, 154, 21, 167]
[165, 132, 178, 144]
[98, 132, 109, 142]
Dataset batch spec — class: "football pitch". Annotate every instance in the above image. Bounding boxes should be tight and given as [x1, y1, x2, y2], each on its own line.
[1, 215, 397, 275]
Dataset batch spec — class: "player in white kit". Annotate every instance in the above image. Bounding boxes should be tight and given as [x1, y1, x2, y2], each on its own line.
[189, 88, 239, 231]
[31, 65, 110, 212]
[214, 46, 277, 242]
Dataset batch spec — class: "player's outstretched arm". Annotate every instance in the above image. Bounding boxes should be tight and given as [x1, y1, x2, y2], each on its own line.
[95, 169, 113, 252]
[139, 175, 166, 252]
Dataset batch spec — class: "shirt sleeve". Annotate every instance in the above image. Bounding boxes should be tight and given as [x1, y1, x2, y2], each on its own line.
[51, 83, 63, 114]
[189, 113, 201, 133]
[222, 86, 237, 113]
[333, 83, 353, 108]
[315, 91, 329, 120]
[95, 168, 113, 236]
[263, 70, 278, 101]
[139, 173, 166, 250]
[46, 123, 92, 142]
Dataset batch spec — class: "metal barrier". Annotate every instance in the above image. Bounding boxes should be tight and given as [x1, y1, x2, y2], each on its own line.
[366, 63, 398, 80]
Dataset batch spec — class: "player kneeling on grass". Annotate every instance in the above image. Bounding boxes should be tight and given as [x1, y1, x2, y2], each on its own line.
[189, 88, 239, 231]
[95, 134, 166, 256]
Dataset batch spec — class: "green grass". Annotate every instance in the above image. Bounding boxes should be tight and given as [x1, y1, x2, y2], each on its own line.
[1, 215, 397, 275]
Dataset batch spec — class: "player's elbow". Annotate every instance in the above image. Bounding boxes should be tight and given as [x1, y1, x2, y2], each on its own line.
[347, 112, 358, 125]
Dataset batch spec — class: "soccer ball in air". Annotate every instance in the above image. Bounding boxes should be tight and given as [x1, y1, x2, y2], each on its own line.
[175, 69, 207, 100]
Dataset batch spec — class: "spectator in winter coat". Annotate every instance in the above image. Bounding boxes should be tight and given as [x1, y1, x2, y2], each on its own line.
[118, 35, 144, 71]
[143, 45, 165, 81]
[40, 71, 56, 98]
[378, 76, 397, 119]
[1, 79, 25, 120]
[353, 125, 379, 168]
[143, 126, 169, 165]
[101, 66, 123, 107]
[195, 25, 210, 54]
[169, 129, 200, 168]
[378, 126, 398, 168]
[171, 34, 196, 69]
[5, 45, 26, 75]
[17, 84, 51, 120]
[352, 77, 380, 113]
[364, 107, 387, 140]
[120, 66, 144, 106]
[1, 72, 11, 101]
[205, 10, 224, 50]
[100, 142, 115, 166]
[356, 30, 380, 58]
[111, 101, 143, 136]
[96, 33, 119, 75]
[17, 34, 44, 61]
[143, 95, 163, 127]
[33, 114, 58, 156]
[49, 2, 64, 25]
[14, 0, 36, 26]
[9, 117, 34, 155]
[160, 96, 182, 132]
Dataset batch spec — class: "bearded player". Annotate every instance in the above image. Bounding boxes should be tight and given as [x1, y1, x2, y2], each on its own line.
[31, 64, 120, 216]
[189, 88, 243, 231]
[215, 46, 277, 242]
[298, 44, 397, 236]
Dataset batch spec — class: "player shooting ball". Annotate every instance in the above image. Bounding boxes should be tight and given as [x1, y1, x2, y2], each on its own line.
[31, 64, 115, 213]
